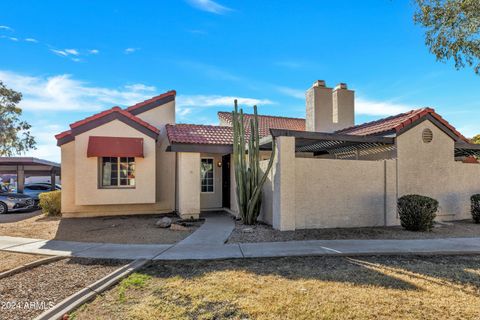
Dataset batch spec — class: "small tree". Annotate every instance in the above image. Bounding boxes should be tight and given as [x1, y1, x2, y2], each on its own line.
[471, 134, 480, 144]
[232, 100, 275, 225]
[0, 81, 36, 156]
[413, 0, 480, 74]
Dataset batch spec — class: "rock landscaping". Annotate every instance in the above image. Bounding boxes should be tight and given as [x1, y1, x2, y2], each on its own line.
[228, 219, 480, 243]
[0, 258, 125, 320]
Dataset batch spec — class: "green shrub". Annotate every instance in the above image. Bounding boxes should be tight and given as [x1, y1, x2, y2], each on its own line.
[39, 190, 61, 216]
[398, 195, 438, 231]
[471, 194, 480, 223]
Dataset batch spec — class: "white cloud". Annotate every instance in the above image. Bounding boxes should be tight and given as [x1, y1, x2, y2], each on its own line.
[71, 57, 81, 62]
[50, 49, 68, 56]
[124, 47, 139, 54]
[9, 37, 18, 41]
[64, 48, 79, 56]
[25, 38, 38, 43]
[177, 95, 273, 108]
[125, 84, 156, 92]
[0, 70, 159, 111]
[28, 124, 63, 162]
[356, 97, 411, 116]
[186, 0, 232, 14]
[0, 25, 12, 31]
[274, 86, 305, 99]
[88, 49, 99, 54]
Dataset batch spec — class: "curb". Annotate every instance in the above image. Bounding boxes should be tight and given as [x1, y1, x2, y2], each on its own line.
[0, 255, 65, 280]
[33, 258, 149, 320]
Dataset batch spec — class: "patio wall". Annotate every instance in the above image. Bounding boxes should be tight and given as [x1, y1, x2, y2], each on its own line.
[264, 122, 480, 231]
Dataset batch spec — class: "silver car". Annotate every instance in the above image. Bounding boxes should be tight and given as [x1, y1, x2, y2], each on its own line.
[0, 185, 36, 214]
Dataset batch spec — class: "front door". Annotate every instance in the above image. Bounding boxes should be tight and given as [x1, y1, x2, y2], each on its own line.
[222, 154, 231, 208]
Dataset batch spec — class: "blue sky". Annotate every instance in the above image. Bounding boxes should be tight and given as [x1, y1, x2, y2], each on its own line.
[1, 0, 479, 162]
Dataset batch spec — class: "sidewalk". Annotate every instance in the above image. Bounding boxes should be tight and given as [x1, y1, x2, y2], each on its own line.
[2, 235, 480, 260]
[3, 212, 480, 259]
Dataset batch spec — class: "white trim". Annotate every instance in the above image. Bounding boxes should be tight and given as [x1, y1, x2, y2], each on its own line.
[200, 157, 215, 193]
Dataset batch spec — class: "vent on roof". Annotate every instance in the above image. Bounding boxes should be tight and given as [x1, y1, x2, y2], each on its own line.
[422, 128, 433, 143]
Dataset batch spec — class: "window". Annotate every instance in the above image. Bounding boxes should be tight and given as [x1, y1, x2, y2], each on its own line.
[200, 158, 214, 193]
[101, 157, 135, 188]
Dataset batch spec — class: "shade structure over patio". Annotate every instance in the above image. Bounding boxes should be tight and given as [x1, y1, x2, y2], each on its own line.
[454, 142, 480, 158]
[260, 129, 395, 156]
[0, 157, 60, 193]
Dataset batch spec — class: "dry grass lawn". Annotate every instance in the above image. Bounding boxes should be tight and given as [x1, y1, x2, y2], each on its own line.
[0, 251, 47, 273]
[72, 255, 480, 320]
[0, 214, 202, 244]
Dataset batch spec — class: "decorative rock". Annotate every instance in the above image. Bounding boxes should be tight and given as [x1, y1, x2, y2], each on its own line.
[170, 223, 190, 231]
[156, 217, 172, 228]
[242, 228, 254, 233]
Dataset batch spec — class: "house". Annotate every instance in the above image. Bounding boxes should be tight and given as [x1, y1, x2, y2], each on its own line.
[55, 80, 480, 230]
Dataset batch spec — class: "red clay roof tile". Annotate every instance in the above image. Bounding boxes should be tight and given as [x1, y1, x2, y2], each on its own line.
[336, 107, 468, 141]
[218, 111, 305, 137]
[166, 124, 236, 145]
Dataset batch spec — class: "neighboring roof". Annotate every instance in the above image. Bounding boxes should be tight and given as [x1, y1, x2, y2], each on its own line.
[166, 124, 235, 145]
[0, 157, 60, 167]
[56, 106, 160, 146]
[336, 108, 468, 142]
[218, 111, 305, 137]
[126, 90, 176, 115]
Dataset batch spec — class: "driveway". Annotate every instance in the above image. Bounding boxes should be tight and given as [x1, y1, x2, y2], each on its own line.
[0, 210, 41, 223]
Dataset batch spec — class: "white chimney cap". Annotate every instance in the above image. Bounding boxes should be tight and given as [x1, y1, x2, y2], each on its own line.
[312, 80, 326, 88]
[334, 83, 348, 90]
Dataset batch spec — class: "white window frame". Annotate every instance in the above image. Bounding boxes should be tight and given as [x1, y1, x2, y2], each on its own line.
[200, 157, 215, 193]
[99, 157, 136, 189]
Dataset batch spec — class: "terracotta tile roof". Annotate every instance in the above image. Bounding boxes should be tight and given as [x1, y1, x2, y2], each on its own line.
[218, 111, 305, 137]
[336, 107, 468, 141]
[56, 106, 160, 145]
[126, 90, 176, 114]
[54, 130, 72, 140]
[166, 124, 235, 145]
[69, 106, 159, 134]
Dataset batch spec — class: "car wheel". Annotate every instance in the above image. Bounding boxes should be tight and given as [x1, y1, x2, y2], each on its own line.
[0, 202, 7, 214]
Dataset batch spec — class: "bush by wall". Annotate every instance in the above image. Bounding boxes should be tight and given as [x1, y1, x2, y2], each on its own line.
[398, 195, 438, 231]
[471, 194, 480, 223]
[39, 190, 61, 216]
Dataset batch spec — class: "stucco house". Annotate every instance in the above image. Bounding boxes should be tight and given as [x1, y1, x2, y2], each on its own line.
[55, 80, 480, 230]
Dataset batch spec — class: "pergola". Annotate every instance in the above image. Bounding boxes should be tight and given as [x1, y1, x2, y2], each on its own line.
[260, 129, 395, 156]
[0, 157, 61, 193]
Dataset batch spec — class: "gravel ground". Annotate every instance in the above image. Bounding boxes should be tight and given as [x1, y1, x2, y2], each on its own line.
[0, 252, 47, 273]
[0, 213, 203, 244]
[228, 219, 480, 243]
[0, 258, 126, 320]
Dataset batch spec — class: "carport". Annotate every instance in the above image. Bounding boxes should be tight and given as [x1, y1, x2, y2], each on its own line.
[0, 157, 60, 193]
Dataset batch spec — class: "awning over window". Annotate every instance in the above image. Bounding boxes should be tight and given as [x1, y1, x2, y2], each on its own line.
[87, 136, 144, 158]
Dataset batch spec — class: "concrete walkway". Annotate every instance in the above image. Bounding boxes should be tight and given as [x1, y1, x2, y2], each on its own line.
[2, 214, 480, 259]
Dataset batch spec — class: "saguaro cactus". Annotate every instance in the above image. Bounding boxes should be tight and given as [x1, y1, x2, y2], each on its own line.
[232, 100, 276, 225]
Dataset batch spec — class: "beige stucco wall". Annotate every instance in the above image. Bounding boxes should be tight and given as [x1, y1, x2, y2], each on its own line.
[295, 158, 396, 229]
[396, 120, 480, 220]
[73, 120, 156, 206]
[267, 118, 480, 230]
[61, 101, 177, 218]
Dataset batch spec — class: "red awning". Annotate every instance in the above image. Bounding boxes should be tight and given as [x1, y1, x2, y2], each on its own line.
[87, 136, 144, 158]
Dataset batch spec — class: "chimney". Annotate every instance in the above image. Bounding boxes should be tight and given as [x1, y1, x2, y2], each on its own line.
[332, 83, 354, 131]
[305, 80, 333, 132]
[305, 80, 355, 132]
